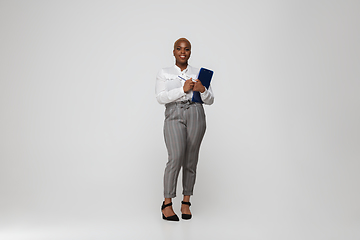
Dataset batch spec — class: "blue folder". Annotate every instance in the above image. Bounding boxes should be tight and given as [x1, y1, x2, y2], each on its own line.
[192, 68, 213, 103]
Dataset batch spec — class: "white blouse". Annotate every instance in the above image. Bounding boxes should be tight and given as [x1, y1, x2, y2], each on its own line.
[155, 65, 214, 105]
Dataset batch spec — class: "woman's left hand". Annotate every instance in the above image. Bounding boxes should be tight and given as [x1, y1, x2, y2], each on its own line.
[193, 79, 206, 93]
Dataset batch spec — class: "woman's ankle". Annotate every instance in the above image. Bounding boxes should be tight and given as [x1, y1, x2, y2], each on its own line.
[182, 195, 190, 202]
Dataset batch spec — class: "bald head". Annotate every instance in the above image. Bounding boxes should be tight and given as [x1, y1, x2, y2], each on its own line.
[174, 38, 191, 50]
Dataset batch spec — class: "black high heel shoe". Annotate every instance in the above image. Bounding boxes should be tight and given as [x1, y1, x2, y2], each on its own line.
[161, 201, 179, 221]
[181, 201, 192, 220]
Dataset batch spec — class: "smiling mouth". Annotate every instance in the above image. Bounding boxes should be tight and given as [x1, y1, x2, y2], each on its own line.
[179, 55, 186, 59]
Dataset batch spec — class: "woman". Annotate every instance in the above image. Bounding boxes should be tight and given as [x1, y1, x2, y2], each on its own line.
[155, 38, 214, 221]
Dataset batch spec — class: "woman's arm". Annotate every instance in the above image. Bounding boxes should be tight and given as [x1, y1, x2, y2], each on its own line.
[193, 79, 214, 105]
[200, 85, 214, 105]
[155, 69, 186, 104]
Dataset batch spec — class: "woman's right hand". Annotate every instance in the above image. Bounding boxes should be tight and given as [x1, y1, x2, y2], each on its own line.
[183, 78, 194, 93]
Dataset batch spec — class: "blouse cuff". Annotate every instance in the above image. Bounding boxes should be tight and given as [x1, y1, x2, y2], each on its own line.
[200, 88, 209, 99]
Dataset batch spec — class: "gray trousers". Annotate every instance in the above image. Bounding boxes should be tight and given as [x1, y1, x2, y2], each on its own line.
[163, 101, 206, 198]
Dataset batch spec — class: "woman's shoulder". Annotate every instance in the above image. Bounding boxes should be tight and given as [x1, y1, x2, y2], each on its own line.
[161, 65, 177, 71]
[157, 65, 199, 76]
[156, 66, 178, 80]
[187, 65, 200, 74]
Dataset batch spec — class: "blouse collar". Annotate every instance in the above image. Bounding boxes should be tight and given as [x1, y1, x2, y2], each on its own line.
[174, 64, 189, 73]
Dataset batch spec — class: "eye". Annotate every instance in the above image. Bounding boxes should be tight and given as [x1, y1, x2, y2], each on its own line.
[177, 47, 181, 50]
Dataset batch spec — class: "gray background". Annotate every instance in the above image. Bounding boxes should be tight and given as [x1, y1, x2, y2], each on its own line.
[1, 0, 359, 239]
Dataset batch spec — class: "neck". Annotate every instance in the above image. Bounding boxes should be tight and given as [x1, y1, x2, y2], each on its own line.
[176, 62, 188, 71]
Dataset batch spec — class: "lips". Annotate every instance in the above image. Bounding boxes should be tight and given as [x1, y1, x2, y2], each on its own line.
[179, 55, 186, 59]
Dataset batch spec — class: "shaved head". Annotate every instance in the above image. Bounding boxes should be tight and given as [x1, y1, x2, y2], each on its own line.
[174, 38, 191, 50]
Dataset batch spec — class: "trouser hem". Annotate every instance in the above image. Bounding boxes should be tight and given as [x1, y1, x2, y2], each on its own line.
[164, 194, 176, 199]
[182, 192, 193, 196]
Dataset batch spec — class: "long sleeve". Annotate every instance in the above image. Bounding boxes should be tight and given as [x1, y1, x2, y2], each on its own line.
[155, 69, 186, 104]
[200, 85, 214, 105]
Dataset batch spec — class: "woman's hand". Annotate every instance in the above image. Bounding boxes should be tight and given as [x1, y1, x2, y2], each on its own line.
[193, 79, 206, 93]
[183, 78, 195, 93]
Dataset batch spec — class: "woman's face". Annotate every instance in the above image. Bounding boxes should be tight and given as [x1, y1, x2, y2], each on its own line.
[173, 41, 191, 65]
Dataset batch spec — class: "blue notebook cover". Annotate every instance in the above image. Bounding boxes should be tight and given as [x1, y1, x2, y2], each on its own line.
[192, 68, 213, 103]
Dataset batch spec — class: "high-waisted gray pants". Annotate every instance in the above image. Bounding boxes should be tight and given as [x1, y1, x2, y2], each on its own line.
[163, 101, 206, 198]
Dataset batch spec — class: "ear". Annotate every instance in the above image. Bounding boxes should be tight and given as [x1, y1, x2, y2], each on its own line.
[173, 49, 175, 56]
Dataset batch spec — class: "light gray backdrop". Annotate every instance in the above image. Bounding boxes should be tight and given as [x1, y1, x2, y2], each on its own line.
[1, 0, 359, 239]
